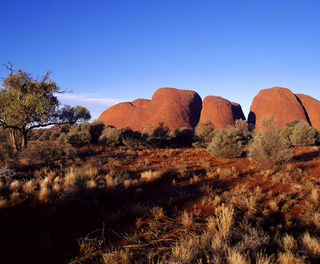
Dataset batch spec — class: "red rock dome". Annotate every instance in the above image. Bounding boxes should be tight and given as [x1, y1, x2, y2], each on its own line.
[98, 87, 202, 131]
[200, 96, 245, 129]
[248, 87, 308, 130]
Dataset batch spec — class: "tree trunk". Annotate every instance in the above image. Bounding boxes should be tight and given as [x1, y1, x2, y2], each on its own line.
[21, 131, 28, 150]
[9, 129, 18, 153]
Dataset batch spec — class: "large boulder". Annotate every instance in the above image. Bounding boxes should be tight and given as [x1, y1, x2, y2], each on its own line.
[200, 96, 245, 129]
[248, 87, 308, 130]
[98, 87, 202, 132]
[296, 94, 320, 130]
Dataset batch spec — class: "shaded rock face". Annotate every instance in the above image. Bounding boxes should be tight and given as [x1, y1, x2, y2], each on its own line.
[98, 87, 202, 132]
[296, 94, 320, 130]
[248, 87, 308, 130]
[200, 96, 245, 129]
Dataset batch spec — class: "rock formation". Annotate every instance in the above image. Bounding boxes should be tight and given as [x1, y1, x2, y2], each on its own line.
[98, 87, 202, 132]
[248, 87, 308, 130]
[296, 94, 320, 130]
[200, 96, 245, 129]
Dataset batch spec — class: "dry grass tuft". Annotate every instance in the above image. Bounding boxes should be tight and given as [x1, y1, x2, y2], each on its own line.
[171, 238, 197, 263]
[217, 167, 234, 179]
[227, 248, 249, 264]
[86, 180, 97, 189]
[140, 170, 161, 182]
[102, 249, 131, 264]
[310, 212, 320, 230]
[105, 174, 118, 188]
[255, 251, 274, 264]
[23, 180, 36, 194]
[301, 232, 320, 259]
[9, 180, 21, 192]
[281, 234, 297, 252]
[181, 210, 193, 228]
[277, 251, 305, 264]
[310, 188, 319, 204]
[215, 204, 234, 239]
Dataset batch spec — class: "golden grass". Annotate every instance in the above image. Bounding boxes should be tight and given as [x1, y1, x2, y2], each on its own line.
[140, 170, 161, 182]
[301, 232, 320, 259]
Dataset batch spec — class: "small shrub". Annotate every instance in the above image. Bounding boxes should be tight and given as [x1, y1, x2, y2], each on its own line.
[19, 140, 67, 164]
[248, 118, 293, 168]
[121, 129, 144, 147]
[207, 120, 251, 158]
[193, 121, 215, 148]
[99, 126, 121, 146]
[207, 127, 244, 158]
[234, 119, 253, 145]
[67, 126, 91, 148]
[280, 120, 300, 143]
[169, 127, 194, 147]
[146, 123, 171, 148]
[290, 120, 317, 146]
[89, 121, 105, 144]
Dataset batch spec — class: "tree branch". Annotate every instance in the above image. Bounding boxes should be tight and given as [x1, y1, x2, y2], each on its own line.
[3, 61, 14, 75]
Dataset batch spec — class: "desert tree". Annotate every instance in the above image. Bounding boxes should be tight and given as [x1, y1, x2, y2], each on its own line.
[0, 63, 90, 151]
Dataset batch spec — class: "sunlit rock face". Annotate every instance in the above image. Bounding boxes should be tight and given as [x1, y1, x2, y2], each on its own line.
[98, 87, 202, 132]
[200, 96, 245, 129]
[296, 93, 320, 130]
[248, 87, 308, 130]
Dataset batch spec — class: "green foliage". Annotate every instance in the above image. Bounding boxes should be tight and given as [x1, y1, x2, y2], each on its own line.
[280, 120, 300, 143]
[60, 105, 91, 125]
[193, 121, 215, 148]
[207, 127, 244, 158]
[248, 118, 293, 168]
[290, 120, 317, 146]
[280, 120, 317, 146]
[99, 126, 121, 146]
[207, 120, 251, 158]
[234, 119, 253, 145]
[0, 65, 90, 151]
[67, 125, 91, 148]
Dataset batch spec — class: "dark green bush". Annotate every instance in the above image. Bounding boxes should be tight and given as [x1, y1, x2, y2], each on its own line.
[169, 127, 194, 147]
[145, 123, 172, 148]
[89, 121, 105, 144]
[121, 129, 144, 147]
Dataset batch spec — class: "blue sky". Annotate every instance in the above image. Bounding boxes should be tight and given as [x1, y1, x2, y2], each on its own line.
[1, 0, 320, 119]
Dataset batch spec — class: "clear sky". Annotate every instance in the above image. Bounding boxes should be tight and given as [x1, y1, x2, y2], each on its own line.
[1, 0, 320, 119]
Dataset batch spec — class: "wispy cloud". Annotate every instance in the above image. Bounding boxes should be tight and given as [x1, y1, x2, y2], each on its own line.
[56, 93, 125, 120]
